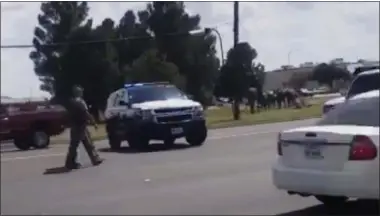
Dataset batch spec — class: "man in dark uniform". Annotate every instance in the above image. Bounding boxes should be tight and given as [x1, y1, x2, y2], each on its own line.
[65, 85, 104, 170]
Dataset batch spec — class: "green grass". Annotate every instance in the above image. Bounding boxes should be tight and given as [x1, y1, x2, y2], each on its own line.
[52, 98, 324, 143]
[206, 103, 322, 129]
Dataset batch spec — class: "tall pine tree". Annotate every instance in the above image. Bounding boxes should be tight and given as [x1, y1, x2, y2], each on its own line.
[29, 2, 90, 102]
[139, 2, 219, 104]
[215, 42, 260, 119]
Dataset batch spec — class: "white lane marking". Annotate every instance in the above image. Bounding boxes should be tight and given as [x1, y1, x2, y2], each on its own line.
[1, 130, 278, 162]
[208, 130, 276, 140]
[1, 153, 65, 162]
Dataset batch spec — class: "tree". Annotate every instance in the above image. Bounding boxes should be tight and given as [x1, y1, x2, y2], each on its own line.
[288, 72, 310, 90]
[125, 49, 185, 88]
[311, 63, 351, 88]
[252, 62, 265, 89]
[184, 32, 220, 105]
[62, 18, 121, 116]
[215, 42, 259, 120]
[246, 62, 265, 114]
[116, 10, 153, 68]
[30, 2, 126, 119]
[29, 2, 91, 103]
[140, 2, 219, 104]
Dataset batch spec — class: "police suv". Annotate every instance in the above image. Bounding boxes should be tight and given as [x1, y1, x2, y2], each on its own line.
[104, 82, 207, 150]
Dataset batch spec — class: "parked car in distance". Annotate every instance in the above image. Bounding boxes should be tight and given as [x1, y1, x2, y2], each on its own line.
[0, 100, 68, 150]
[322, 69, 379, 114]
[272, 90, 379, 206]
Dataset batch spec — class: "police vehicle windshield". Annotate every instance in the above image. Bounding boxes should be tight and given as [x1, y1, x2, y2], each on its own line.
[128, 85, 187, 104]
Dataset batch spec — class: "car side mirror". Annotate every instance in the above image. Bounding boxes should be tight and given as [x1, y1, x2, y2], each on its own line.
[119, 101, 128, 106]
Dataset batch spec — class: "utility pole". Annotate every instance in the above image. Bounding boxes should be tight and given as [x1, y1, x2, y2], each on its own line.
[232, 1, 240, 120]
[233, 1, 239, 48]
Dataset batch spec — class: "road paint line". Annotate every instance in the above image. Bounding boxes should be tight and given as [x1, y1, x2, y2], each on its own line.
[1, 153, 64, 162]
[1, 130, 279, 162]
[208, 130, 278, 140]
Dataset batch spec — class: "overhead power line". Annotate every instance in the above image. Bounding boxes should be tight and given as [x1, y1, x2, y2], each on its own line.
[0, 30, 208, 49]
[1, 27, 225, 63]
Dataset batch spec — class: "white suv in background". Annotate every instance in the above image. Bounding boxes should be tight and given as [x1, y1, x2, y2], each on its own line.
[322, 69, 379, 114]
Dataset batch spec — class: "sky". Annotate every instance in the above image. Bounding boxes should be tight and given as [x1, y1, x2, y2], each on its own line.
[1, 1, 379, 98]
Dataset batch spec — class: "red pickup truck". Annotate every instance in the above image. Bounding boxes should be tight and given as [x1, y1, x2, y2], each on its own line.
[0, 99, 68, 150]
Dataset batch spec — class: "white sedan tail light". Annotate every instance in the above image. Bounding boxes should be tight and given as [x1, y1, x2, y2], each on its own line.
[349, 135, 377, 161]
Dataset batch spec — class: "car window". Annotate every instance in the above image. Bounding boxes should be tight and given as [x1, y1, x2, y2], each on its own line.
[106, 89, 126, 107]
[128, 86, 187, 104]
[347, 73, 380, 98]
[114, 91, 125, 106]
[317, 97, 379, 127]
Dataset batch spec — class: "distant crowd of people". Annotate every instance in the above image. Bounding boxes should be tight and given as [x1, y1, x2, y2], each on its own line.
[215, 87, 310, 113]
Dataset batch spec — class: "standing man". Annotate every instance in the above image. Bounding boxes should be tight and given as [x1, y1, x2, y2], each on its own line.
[65, 85, 104, 170]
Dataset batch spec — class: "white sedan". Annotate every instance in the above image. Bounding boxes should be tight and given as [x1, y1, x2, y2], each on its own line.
[272, 90, 379, 206]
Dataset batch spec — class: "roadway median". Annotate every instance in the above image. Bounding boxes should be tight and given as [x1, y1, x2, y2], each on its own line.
[51, 98, 324, 144]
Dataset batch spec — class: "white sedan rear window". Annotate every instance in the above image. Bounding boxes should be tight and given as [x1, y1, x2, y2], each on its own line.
[317, 97, 379, 127]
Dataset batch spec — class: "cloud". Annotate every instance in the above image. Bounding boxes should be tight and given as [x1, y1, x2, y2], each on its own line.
[1, 2, 379, 98]
[1, 2, 25, 12]
[286, 2, 314, 10]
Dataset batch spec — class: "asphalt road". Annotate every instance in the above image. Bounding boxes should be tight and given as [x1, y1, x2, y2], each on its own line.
[1, 119, 378, 215]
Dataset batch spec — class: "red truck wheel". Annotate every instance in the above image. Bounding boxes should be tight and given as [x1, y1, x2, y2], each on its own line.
[14, 137, 31, 151]
[31, 131, 50, 149]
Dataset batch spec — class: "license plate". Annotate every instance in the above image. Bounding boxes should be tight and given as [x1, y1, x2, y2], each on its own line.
[304, 143, 324, 159]
[171, 127, 183, 135]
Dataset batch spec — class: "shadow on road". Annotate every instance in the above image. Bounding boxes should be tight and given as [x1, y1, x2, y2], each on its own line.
[277, 200, 379, 216]
[98, 142, 193, 154]
[43, 166, 71, 175]
[44, 164, 94, 175]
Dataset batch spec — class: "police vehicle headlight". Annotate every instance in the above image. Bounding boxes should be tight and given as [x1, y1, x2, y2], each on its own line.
[142, 110, 153, 120]
[192, 106, 204, 118]
[134, 109, 153, 120]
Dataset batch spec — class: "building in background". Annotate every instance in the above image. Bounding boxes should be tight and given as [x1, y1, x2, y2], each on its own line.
[263, 64, 315, 91]
[263, 58, 379, 91]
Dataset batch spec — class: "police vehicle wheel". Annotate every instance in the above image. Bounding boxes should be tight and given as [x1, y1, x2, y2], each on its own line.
[128, 137, 149, 150]
[164, 139, 175, 148]
[14, 136, 31, 151]
[186, 129, 207, 147]
[108, 136, 122, 150]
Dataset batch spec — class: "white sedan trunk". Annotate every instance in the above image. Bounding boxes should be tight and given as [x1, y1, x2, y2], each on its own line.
[280, 125, 379, 171]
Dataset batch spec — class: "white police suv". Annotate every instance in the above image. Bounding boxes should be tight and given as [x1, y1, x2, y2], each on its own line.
[104, 82, 207, 150]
